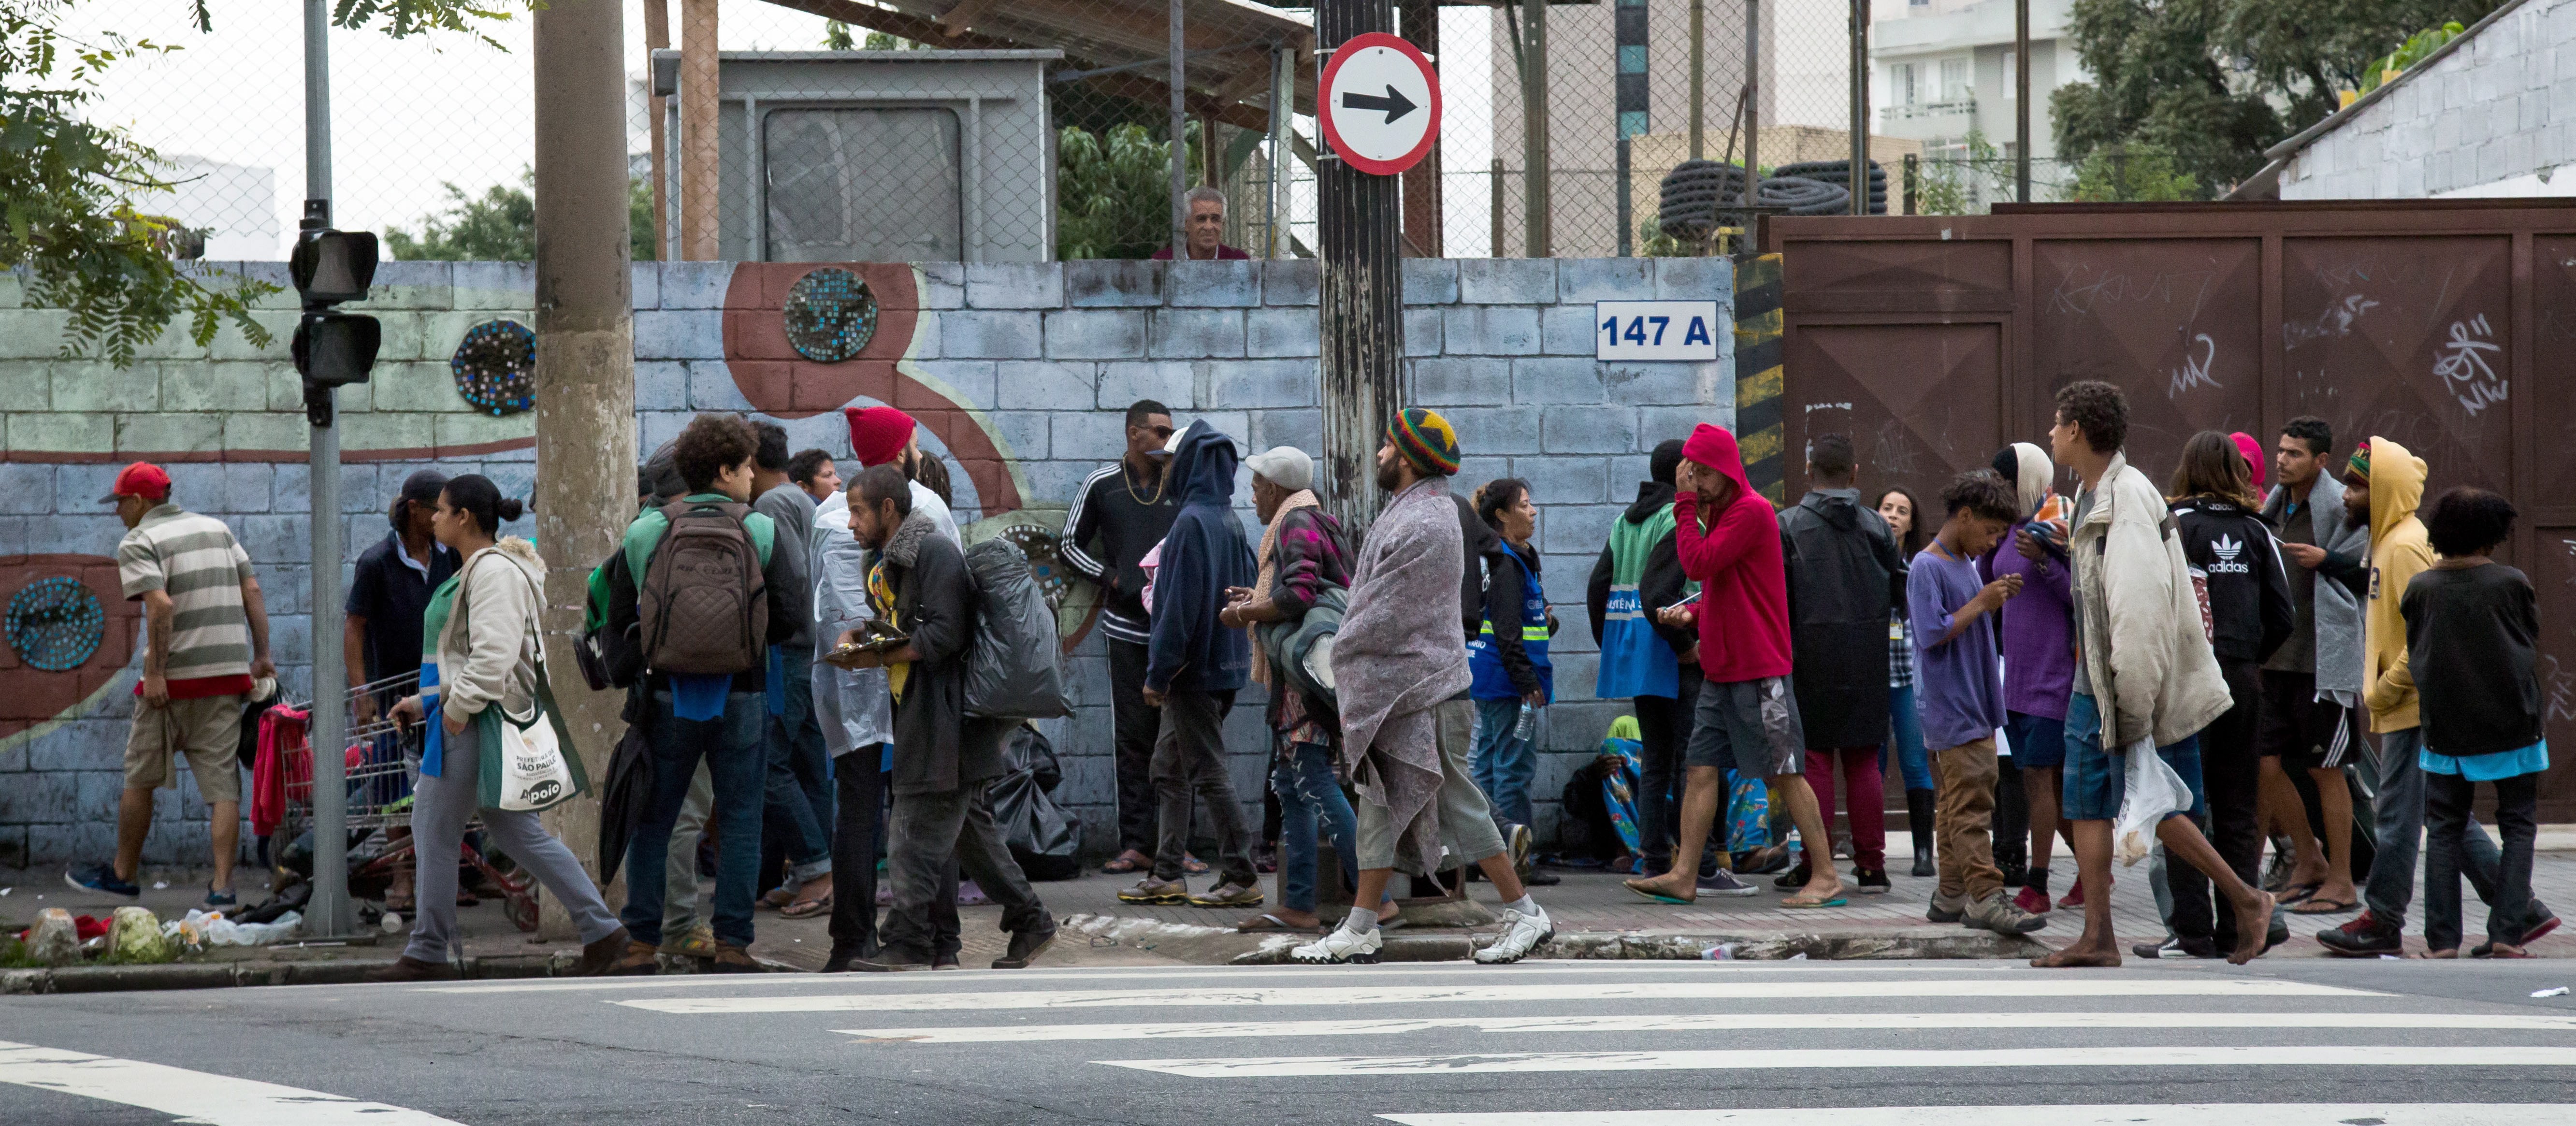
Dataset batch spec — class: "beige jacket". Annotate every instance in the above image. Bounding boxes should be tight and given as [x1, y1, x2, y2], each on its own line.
[435, 537, 546, 727]
[2069, 453, 2233, 748]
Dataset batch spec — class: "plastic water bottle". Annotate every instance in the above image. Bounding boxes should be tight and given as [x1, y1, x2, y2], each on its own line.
[1513, 700, 1536, 743]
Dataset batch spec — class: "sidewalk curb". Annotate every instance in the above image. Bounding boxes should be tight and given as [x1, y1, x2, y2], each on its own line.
[0, 952, 573, 996]
[1059, 913, 2050, 965]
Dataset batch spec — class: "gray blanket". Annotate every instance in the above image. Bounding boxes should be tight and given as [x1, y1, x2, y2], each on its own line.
[1334, 477, 1473, 876]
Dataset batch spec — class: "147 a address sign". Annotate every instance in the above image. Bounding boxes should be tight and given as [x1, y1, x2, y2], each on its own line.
[1594, 300, 1722, 362]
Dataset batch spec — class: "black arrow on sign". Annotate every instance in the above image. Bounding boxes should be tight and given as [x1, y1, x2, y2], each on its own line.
[1340, 84, 1418, 124]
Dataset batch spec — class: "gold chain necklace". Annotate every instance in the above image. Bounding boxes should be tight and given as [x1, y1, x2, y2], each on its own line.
[1122, 460, 1166, 506]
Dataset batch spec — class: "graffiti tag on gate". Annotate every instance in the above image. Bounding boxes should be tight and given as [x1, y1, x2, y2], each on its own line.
[2166, 333, 2221, 399]
[2432, 314, 2506, 416]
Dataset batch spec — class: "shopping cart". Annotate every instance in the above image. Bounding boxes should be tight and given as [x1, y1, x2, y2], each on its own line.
[255, 670, 542, 932]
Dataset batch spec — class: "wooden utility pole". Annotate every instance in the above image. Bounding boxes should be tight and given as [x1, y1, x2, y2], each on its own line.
[532, 0, 639, 905]
[680, 0, 719, 260]
[644, 0, 671, 261]
[1317, 0, 1404, 526]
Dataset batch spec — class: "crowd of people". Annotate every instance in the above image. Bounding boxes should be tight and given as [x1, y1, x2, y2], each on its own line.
[65, 375, 2559, 970]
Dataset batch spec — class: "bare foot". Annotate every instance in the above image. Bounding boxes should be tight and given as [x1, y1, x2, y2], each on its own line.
[1376, 901, 1402, 924]
[1247, 909, 1318, 930]
[2413, 948, 2458, 959]
[2030, 941, 2123, 968]
[1625, 874, 1696, 904]
[2228, 890, 2278, 965]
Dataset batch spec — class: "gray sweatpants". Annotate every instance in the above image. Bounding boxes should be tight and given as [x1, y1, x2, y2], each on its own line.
[403, 726, 622, 964]
[662, 762, 714, 938]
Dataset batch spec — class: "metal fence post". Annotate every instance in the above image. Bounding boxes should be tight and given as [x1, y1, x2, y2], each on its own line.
[301, 0, 354, 941]
[1170, 0, 1188, 259]
[1849, 0, 1868, 216]
[1744, 0, 1761, 247]
[2015, 0, 2031, 203]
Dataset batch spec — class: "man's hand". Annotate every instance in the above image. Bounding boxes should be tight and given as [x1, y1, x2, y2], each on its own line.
[1141, 685, 1166, 708]
[442, 709, 468, 740]
[141, 674, 169, 708]
[1655, 603, 1696, 629]
[1524, 690, 1546, 709]
[825, 646, 887, 670]
[391, 695, 424, 728]
[250, 656, 275, 682]
[1675, 460, 1703, 494]
[353, 691, 379, 725]
[2283, 542, 2326, 569]
[2014, 528, 2046, 561]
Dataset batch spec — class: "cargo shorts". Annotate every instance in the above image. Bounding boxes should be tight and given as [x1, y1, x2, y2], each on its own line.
[125, 693, 245, 803]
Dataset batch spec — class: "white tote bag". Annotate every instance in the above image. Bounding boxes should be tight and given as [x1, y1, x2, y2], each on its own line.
[469, 563, 583, 813]
[2112, 736, 2193, 867]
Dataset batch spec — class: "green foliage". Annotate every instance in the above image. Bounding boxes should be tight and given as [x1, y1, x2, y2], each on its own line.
[386, 168, 658, 262]
[823, 19, 854, 50]
[2069, 142, 2200, 202]
[2053, 0, 2502, 196]
[1913, 129, 2005, 215]
[1056, 121, 1202, 261]
[2360, 20, 2467, 92]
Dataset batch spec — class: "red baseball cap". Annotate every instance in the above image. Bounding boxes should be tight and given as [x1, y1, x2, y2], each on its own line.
[99, 461, 172, 504]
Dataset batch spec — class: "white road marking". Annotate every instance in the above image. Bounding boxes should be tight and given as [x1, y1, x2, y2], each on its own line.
[622, 978, 2374, 1014]
[1106, 1045, 2576, 1078]
[0, 1040, 464, 1125]
[1378, 1105, 2576, 1126]
[837, 1010, 2576, 1043]
[412, 961, 2027, 994]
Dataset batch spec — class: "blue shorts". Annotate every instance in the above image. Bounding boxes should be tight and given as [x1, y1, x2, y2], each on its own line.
[2060, 693, 2207, 823]
[2006, 710, 2067, 770]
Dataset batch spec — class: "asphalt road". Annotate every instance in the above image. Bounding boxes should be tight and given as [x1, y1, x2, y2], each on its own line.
[7, 957, 2576, 1125]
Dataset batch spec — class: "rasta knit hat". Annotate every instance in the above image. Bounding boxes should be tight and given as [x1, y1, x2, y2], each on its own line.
[844, 405, 916, 468]
[2346, 439, 2372, 482]
[1388, 407, 1461, 476]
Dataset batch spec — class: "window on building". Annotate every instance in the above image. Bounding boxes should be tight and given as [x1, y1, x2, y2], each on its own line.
[1892, 62, 1916, 106]
[1939, 57, 1969, 101]
[1620, 110, 1649, 138]
[2003, 50, 2016, 99]
[1619, 45, 1647, 73]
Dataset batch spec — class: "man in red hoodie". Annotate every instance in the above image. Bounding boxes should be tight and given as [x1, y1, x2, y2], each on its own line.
[1623, 425, 1844, 907]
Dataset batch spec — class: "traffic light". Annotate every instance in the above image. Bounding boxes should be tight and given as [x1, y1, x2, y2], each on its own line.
[290, 202, 381, 425]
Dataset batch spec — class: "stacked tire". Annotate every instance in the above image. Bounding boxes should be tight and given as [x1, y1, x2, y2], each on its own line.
[1775, 159, 1888, 215]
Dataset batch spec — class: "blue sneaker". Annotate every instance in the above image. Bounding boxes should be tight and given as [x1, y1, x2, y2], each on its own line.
[66, 864, 140, 898]
[203, 885, 238, 910]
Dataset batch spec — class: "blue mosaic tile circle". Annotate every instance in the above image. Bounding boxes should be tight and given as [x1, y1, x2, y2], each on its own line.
[784, 268, 878, 363]
[451, 318, 538, 416]
[6, 576, 105, 672]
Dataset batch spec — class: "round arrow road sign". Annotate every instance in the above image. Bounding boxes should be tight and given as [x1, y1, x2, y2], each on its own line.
[1318, 31, 1441, 176]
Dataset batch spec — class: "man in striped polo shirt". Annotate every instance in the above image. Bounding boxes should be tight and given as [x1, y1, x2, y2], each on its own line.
[67, 462, 273, 907]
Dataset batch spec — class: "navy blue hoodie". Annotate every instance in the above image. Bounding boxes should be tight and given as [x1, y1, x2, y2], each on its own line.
[1145, 420, 1258, 694]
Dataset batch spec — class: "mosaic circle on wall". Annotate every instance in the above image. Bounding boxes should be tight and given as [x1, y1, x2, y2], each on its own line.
[784, 268, 878, 362]
[6, 576, 105, 672]
[451, 318, 537, 416]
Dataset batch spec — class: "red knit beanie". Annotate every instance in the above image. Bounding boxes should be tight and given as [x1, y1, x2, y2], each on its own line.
[845, 406, 916, 468]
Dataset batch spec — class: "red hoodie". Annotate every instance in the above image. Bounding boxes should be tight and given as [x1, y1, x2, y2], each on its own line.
[1674, 424, 1794, 683]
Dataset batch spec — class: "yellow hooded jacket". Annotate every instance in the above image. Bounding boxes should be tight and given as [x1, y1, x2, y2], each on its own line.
[2357, 436, 2432, 733]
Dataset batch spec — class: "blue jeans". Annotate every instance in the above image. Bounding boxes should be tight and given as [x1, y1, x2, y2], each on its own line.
[1272, 742, 1358, 914]
[764, 647, 833, 883]
[2364, 725, 2526, 939]
[2060, 692, 2205, 823]
[1472, 697, 1537, 829]
[620, 690, 768, 949]
[1886, 682, 1932, 791]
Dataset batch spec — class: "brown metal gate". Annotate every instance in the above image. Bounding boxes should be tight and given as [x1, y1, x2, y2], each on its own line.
[1767, 200, 2576, 821]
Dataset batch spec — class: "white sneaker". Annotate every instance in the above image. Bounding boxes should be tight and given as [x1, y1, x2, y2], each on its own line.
[1290, 923, 1383, 965]
[1473, 907, 1554, 964]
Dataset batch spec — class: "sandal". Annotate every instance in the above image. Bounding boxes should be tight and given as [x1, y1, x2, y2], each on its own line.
[1623, 878, 1692, 905]
[1100, 850, 1149, 875]
[1182, 853, 1211, 876]
[2290, 896, 2359, 915]
[1780, 892, 1849, 909]
[2277, 881, 2323, 906]
[780, 891, 833, 920]
[1237, 912, 1318, 934]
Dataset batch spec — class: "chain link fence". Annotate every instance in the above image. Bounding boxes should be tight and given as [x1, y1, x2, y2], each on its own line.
[67, 0, 2085, 267]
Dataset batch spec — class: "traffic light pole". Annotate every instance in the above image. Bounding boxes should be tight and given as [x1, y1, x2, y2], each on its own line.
[303, 0, 355, 940]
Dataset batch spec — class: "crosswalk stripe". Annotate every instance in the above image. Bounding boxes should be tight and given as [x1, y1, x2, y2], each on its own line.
[411, 961, 2030, 995]
[1375, 1104, 2576, 1126]
[0, 1040, 464, 1126]
[618, 978, 2375, 1014]
[1102, 1045, 2576, 1078]
[837, 1011, 2576, 1043]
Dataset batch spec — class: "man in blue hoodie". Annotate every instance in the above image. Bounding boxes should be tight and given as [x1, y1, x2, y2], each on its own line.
[1119, 419, 1264, 909]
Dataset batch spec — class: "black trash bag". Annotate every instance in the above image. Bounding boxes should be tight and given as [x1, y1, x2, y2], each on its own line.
[993, 724, 1081, 881]
[1557, 758, 1626, 864]
[233, 875, 312, 925]
[963, 539, 1071, 719]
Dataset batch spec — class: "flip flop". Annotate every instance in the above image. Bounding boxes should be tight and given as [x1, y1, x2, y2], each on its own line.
[2277, 881, 2323, 906]
[780, 892, 833, 920]
[1182, 853, 1211, 875]
[1780, 895, 1849, 909]
[1622, 879, 1691, 905]
[2290, 895, 2359, 915]
[1236, 913, 1318, 934]
[1100, 851, 1148, 875]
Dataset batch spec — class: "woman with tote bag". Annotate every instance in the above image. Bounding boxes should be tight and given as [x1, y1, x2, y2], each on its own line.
[370, 476, 630, 982]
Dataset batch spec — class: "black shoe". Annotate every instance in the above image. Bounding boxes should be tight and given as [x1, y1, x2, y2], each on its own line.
[2134, 936, 2219, 960]
[1520, 869, 1562, 886]
[2316, 911, 2402, 957]
[932, 953, 961, 970]
[1903, 788, 1939, 879]
[994, 923, 1058, 969]
[1910, 845, 1936, 879]
[364, 955, 460, 982]
[1773, 864, 1810, 891]
[1736, 846, 1794, 875]
[1995, 849, 2029, 889]
[854, 946, 938, 972]
[1853, 866, 1891, 894]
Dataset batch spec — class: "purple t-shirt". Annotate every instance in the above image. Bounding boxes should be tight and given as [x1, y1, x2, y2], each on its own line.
[1910, 544, 2006, 751]
[1981, 518, 2076, 721]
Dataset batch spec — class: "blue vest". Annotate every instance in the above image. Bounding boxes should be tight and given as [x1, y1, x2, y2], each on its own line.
[1469, 540, 1553, 701]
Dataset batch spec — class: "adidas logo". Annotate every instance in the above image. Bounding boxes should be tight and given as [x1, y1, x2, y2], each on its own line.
[2208, 533, 2249, 574]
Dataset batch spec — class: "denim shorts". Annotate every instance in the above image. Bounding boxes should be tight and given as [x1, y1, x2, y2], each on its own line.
[2061, 692, 2206, 823]
[2006, 710, 2067, 770]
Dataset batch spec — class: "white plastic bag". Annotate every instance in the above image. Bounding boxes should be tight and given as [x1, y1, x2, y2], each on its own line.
[171, 908, 301, 947]
[2113, 737, 2192, 867]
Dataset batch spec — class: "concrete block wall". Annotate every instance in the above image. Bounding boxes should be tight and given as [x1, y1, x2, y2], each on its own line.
[2280, 0, 2576, 199]
[1, 255, 1732, 870]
